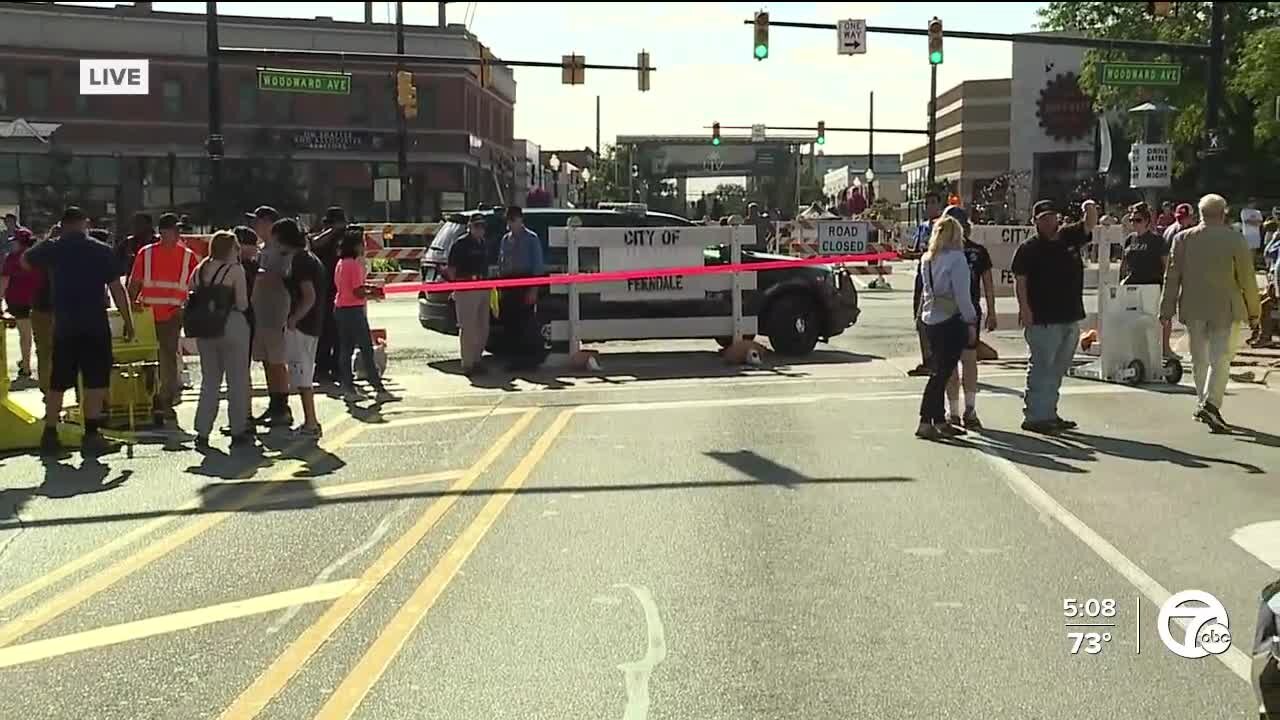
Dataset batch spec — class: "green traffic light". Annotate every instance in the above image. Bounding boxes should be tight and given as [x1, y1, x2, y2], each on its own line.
[930, 51, 943, 64]
[712, 137, 722, 146]
[816, 136, 825, 145]
[755, 44, 768, 59]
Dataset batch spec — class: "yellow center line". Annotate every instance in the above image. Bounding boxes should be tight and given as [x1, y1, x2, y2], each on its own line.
[217, 409, 540, 720]
[0, 416, 363, 647]
[0, 410, 352, 617]
[313, 409, 574, 720]
[0, 579, 357, 669]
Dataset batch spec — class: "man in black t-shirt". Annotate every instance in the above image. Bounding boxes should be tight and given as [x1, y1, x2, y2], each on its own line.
[447, 214, 492, 375]
[275, 218, 327, 438]
[1011, 198, 1098, 433]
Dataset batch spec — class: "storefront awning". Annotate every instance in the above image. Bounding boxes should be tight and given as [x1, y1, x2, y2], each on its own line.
[0, 119, 61, 143]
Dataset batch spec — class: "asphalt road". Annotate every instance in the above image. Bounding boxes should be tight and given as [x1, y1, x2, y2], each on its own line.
[0, 275, 1276, 719]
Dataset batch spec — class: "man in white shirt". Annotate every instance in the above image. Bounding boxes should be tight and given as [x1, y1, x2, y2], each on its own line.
[1242, 203, 1264, 262]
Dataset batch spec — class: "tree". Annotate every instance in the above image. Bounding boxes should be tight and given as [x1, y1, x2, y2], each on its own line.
[1038, 2, 1280, 195]
[710, 183, 749, 217]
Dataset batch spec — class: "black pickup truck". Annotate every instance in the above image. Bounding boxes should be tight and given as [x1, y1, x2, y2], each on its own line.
[416, 206, 859, 356]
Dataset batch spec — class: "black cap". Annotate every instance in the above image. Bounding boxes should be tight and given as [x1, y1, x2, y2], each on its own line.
[1032, 200, 1057, 219]
[247, 205, 280, 222]
[323, 206, 346, 224]
[469, 214, 487, 225]
[157, 212, 180, 230]
[61, 206, 87, 223]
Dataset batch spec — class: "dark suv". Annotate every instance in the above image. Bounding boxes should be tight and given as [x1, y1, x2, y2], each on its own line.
[416, 206, 859, 356]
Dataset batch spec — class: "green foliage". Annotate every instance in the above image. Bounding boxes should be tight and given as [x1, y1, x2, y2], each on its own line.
[1038, 1, 1280, 192]
[369, 258, 400, 273]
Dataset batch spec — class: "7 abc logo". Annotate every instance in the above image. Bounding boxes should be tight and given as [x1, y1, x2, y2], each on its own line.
[1158, 590, 1232, 659]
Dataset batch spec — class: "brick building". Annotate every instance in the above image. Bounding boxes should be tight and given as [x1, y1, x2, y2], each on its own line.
[0, 2, 517, 231]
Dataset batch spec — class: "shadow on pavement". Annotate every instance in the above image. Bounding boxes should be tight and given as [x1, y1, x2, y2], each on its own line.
[429, 348, 881, 392]
[0, 473, 914, 531]
[0, 458, 133, 522]
[974, 428, 1264, 475]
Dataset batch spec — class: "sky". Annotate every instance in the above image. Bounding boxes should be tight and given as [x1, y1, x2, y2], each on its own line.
[66, 2, 1047, 190]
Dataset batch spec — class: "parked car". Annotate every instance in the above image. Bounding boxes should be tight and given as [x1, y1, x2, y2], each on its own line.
[416, 206, 860, 357]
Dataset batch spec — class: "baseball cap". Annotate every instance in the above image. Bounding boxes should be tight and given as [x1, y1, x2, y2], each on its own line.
[1174, 203, 1193, 219]
[1032, 200, 1057, 219]
[61, 206, 87, 223]
[247, 205, 280, 222]
[157, 212, 180, 230]
[323, 206, 347, 224]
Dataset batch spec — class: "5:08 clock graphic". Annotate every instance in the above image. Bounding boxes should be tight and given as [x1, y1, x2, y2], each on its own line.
[1064, 597, 1118, 655]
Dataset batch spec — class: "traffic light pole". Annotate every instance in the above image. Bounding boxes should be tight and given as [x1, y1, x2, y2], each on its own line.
[1203, 0, 1225, 191]
[395, 1, 411, 220]
[205, 1, 223, 229]
[927, 64, 937, 190]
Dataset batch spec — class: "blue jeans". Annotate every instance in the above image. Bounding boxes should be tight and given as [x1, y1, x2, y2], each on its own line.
[1023, 322, 1078, 422]
[335, 305, 384, 391]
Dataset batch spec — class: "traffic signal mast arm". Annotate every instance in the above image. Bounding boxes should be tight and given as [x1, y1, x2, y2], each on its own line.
[218, 46, 657, 71]
[738, 18, 1211, 56]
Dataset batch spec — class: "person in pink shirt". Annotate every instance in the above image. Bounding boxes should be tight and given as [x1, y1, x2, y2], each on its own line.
[0, 228, 43, 381]
[334, 231, 394, 403]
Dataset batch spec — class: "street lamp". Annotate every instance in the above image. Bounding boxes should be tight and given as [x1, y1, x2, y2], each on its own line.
[581, 167, 592, 207]
[549, 153, 561, 206]
[864, 167, 876, 204]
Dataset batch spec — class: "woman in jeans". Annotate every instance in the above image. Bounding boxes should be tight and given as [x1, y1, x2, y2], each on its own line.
[916, 216, 978, 440]
[334, 233, 394, 403]
[193, 230, 253, 449]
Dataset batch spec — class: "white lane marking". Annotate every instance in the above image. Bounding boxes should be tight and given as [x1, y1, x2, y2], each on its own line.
[379, 407, 529, 428]
[574, 383, 1149, 414]
[266, 507, 411, 635]
[615, 584, 667, 720]
[0, 579, 355, 669]
[980, 450, 1252, 683]
[1231, 521, 1280, 570]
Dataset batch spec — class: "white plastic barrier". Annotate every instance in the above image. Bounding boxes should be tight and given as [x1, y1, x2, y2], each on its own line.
[548, 226, 758, 355]
[970, 224, 1125, 298]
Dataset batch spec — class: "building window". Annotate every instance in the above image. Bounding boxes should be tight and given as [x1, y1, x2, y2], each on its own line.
[351, 83, 369, 124]
[0, 73, 7, 113]
[163, 79, 183, 116]
[237, 80, 256, 121]
[63, 69, 88, 113]
[25, 70, 50, 113]
[414, 86, 436, 128]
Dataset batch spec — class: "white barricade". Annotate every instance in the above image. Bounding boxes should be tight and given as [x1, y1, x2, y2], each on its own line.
[549, 226, 758, 354]
[970, 224, 1125, 298]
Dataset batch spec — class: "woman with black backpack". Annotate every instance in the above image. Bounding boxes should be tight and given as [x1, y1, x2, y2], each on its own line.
[190, 230, 252, 449]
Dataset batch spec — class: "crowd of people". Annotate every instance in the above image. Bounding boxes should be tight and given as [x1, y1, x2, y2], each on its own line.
[912, 191, 1264, 440]
[0, 204, 397, 456]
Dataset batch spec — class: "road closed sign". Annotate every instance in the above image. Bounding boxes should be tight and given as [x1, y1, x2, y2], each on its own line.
[815, 220, 870, 255]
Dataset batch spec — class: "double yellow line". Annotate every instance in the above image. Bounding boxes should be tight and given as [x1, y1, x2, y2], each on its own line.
[220, 408, 573, 720]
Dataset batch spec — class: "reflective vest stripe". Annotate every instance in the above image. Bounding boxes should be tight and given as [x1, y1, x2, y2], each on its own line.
[137, 244, 197, 313]
[146, 280, 188, 290]
[146, 297, 184, 306]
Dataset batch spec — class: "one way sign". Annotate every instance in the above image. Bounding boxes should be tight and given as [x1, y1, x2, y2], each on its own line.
[837, 18, 867, 55]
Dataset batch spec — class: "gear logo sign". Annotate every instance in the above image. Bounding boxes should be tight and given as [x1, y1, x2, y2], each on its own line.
[1158, 590, 1232, 659]
[1036, 71, 1093, 142]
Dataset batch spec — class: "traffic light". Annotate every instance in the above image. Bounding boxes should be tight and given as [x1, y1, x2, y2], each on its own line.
[816, 121, 826, 146]
[479, 49, 492, 89]
[631, 163, 640, 177]
[753, 11, 769, 60]
[638, 50, 651, 92]
[928, 17, 943, 65]
[396, 70, 414, 106]
[712, 122, 722, 146]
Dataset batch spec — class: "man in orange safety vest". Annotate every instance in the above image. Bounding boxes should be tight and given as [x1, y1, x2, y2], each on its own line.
[128, 212, 198, 426]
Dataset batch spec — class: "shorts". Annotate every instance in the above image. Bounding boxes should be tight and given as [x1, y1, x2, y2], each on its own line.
[286, 329, 319, 390]
[253, 326, 288, 364]
[6, 303, 31, 319]
[51, 331, 113, 392]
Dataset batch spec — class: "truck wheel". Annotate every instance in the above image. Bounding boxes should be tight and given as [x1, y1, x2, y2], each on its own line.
[715, 334, 756, 349]
[766, 294, 820, 356]
[1163, 356, 1183, 385]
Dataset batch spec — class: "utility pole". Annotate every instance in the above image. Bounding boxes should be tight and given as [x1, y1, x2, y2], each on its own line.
[395, 1, 410, 220]
[364, 1, 372, 23]
[927, 64, 937, 190]
[595, 95, 601, 206]
[438, 2, 447, 27]
[205, 1, 223, 228]
[1203, 0, 1225, 191]
[868, 91, 874, 179]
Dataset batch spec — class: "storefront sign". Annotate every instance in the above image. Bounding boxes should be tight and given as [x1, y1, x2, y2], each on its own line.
[1099, 62, 1181, 88]
[257, 68, 352, 95]
[1037, 72, 1094, 142]
[1130, 143, 1172, 188]
[256, 129, 394, 152]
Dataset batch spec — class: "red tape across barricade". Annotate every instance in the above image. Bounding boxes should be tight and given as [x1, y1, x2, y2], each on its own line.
[382, 251, 899, 295]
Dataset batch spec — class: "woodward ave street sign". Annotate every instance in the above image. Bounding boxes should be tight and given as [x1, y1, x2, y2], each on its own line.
[257, 68, 352, 95]
[1099, 62, 1181, 88]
